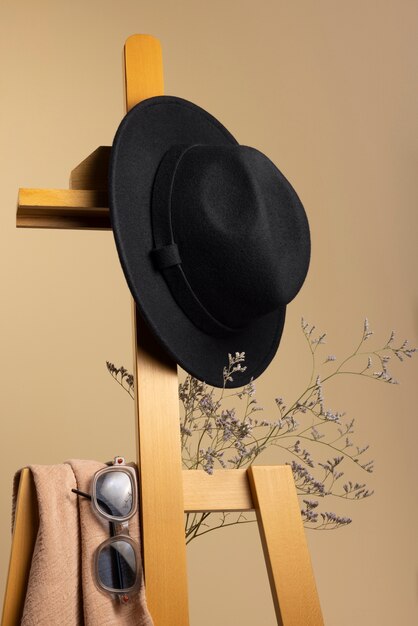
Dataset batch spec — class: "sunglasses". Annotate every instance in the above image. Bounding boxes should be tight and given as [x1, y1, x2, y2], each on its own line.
[72, 457, 141, 604]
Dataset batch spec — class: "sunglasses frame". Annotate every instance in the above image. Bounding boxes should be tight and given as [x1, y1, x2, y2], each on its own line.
[73, 457, 142, 602]
[91, 463, 138, 523]
[94, 534, 142, 598]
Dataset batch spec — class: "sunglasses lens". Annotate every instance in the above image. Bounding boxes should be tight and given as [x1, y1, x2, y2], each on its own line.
[96, 470, 134, 517]
[97, 540, 137, 591]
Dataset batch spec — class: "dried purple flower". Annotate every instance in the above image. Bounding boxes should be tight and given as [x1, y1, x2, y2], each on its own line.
[108, 317, 415, 541]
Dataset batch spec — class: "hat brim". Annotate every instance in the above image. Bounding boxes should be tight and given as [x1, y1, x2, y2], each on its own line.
[109, 96, 286, 388]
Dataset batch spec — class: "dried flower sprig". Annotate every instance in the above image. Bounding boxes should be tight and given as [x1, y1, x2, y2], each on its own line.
[301, 500, 352, 530]
[108, 319, 416, 540]
[106, 361, 134, 397]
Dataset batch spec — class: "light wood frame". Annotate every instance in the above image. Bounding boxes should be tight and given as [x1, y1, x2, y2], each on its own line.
[2, 34, 323, 626]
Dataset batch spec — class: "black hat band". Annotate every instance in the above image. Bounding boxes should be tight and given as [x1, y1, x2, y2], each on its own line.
[150, 145, 241, 337]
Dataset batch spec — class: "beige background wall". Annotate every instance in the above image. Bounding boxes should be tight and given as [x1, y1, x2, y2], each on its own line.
[1, 1, 417, 624]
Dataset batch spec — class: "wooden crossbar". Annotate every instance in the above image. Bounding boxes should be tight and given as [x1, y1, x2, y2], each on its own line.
[17, 188, 109, 229]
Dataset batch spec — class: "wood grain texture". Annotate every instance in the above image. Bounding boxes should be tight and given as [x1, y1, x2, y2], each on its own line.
[125, 34, 164, 112]
[1, 469, 38, 626]
[70, 146, 110, 191]
[126, 35, 189, 626]
[183, 469, 253, 512]
[247, 465, 324, 626]
[132, 308, 189, 625]
[17, 188, 110, 229]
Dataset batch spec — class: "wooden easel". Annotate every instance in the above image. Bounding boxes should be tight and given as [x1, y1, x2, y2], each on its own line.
[1, 35, 324, 626]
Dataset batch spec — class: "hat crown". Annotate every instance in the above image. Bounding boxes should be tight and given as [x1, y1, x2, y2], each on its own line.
[170, 145, 310, 329]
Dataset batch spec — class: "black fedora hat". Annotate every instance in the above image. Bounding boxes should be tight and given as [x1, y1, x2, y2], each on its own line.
[109, 96, 310, 388]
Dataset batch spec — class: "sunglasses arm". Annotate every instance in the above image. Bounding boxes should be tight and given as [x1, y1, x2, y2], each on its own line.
[72, 488, 113, 516]
[72, 488, 91, 501]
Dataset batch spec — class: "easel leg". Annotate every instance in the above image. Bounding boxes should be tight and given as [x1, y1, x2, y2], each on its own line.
[125, 34, 190, 626]
[132, 309, 189, 625]
[1, 469, 39, 626]
[247, 466, 323, 626]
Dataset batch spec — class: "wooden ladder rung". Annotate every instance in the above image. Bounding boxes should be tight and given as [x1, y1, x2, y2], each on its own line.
[17, 189, 109, 229]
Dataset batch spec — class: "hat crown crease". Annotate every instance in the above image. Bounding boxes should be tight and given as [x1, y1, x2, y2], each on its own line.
[170, 145, 310, 329]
